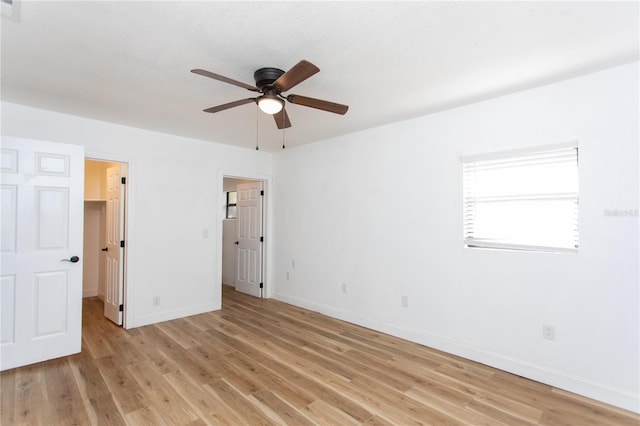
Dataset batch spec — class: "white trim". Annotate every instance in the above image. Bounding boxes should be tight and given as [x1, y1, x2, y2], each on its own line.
[273, 292, 640, 414]
[128, 301, 216, 328]
[461, 141, 578, 162]
[83, 289, 98, 298]
[463, 241, 578, 255]
[216, 170, 273, 306]
[85, 152, 136, 330]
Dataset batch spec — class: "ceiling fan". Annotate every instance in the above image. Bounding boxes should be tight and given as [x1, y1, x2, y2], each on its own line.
[191, 60, 348, 129]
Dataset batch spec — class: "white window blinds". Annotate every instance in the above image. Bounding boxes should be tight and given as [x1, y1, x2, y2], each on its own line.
[463, 145, 579, 253]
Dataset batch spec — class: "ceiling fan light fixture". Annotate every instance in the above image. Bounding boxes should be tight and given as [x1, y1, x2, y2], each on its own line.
[258, 95, 284, 115]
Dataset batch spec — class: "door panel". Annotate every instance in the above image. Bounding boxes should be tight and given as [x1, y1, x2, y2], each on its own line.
[0, 137, 84, 371]
[1, 275, 16, 344]
[235, 182, 263, 298]
[104, 165, 124, 325]
[1, 185, 18, 252]
[34, 271, 68, 337]
[35, 187, 69, 248]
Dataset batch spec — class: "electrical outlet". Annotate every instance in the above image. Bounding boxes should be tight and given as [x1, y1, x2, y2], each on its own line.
[543, 324, 555, 341]
[401, 295, 409, 307]
[286, 271, 290, 280]
[291, 259, 296, 268]
[153, 296, 160, 306]
[342, 283, 347, 293]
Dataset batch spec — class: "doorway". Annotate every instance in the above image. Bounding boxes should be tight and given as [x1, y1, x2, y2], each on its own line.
[83, 159, 128, 326]
[221, 176, 267, 299]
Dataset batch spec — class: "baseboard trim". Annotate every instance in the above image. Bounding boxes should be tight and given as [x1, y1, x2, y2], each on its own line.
[83, 289, 98, 298]
[273, 292, 639, 414]
[129, 302, 218, 328]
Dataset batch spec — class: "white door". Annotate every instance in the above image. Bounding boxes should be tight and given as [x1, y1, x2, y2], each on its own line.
[104, 165, 124, 325]
[235, 182, 264, 298]
[1, 137, 84, 371]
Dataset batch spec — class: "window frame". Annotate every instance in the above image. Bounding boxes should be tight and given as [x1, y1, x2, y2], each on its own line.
[462, 143, 579, 254]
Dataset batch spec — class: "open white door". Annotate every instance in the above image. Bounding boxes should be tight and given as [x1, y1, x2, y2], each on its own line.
[104, 165, 124, 325]
[1, 137, 84, 371]
[235, 181, 264, 298]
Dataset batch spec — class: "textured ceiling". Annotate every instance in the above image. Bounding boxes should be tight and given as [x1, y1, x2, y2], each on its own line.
[2, 1, 638, 151]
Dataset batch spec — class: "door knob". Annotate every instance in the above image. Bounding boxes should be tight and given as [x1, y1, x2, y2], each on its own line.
[101, 247, 108, 252]
[61, 256, 80, 263]
[234, 241, 239, 245]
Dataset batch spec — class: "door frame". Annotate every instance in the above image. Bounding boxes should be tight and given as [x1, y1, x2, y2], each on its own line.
[217, 170, 272, 307]
[86, 152, 136, 329]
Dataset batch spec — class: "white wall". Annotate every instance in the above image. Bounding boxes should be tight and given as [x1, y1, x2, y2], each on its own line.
[2, 102, 272, 327]
[84, 160, 115, 199]
[272, 63, 639, 412]
[223, 178, 255, 192]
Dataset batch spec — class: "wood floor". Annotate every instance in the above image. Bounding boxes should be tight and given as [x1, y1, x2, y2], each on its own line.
[1, 286, 638, 425]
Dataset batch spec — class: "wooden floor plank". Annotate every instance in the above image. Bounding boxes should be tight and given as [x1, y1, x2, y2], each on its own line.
[318, 369, 430, 425]
[406, 386, 511, 426]
[127, 361, 199, 425]
[363, 415, 396, 426]
[68, 351, 112, 401]
[82, 323, 116, 359]
[94, 355, 151, 414]
[0, 368, 16, 425]
[14, 365, 50, 425]
[251, 388, 316, 426]
[228, 351, 316, 409]
[353, 375, 466, 426]
[125, 405, 170, 426]
[206, 378, 277, 426]
[44, 358, 92, 425]
[0, 289, 637, 425]
[85, 394, 127, 426]
[144, 328, 220, 386]
[164, 369, 240, 426]
[261, 358, 374, 423]
[302, 399, 364, 426]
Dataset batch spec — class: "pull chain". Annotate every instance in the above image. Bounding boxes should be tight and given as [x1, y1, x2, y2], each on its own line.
[255, 104, 259, 151]
[282, 110, 286, 149]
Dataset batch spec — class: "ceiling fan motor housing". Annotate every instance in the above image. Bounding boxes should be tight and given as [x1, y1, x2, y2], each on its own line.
[254, 67, 285, 91]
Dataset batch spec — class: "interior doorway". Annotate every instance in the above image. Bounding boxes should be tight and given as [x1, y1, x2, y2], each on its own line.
[221, 176, 266, 299]
[83, 159, 128, 326]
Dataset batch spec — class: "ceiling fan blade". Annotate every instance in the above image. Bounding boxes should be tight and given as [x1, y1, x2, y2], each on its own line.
[273, 108, 292, 129]
[273, 60, 320, 92]
[203, 98, 256, 113]
[287, 94, 349, 115]
[191, 69, 259, 92]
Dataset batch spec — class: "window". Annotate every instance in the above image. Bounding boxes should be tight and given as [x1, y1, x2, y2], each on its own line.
[1, 0, 19, 20]
[462, 144, 578, 253]
[226, 191, 237, 219]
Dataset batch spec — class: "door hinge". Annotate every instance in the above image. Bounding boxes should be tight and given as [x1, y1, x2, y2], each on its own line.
[121, 176, 126, 184]
[259, 283, 263, 289]
[120, 240, 125, 248]
[260, 236, 264, 242]
[119, 304, 124, 312]
[260, 190, 264, 196]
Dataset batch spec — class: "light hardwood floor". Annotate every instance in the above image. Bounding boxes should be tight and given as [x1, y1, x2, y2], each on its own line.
[1, 285, 638, 425]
